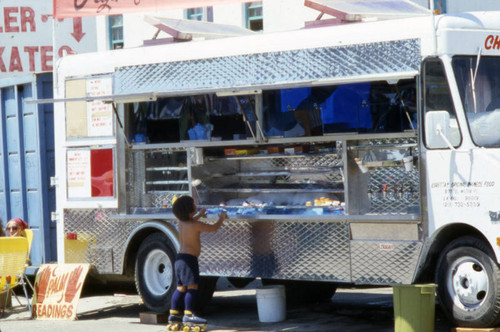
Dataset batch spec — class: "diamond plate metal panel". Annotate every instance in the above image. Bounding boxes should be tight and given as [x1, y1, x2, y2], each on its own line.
[200, 220, 351, 282]
[88, 246, 114, 274]
[369, 166, 420, 213]
[114, 39, 420, 95]
[358, 137, 420, 214]
[351, 240, 422, 284]
[66, 208, 420, 285]
[199, 219, 253, 276]
[64, 208, 141, 274]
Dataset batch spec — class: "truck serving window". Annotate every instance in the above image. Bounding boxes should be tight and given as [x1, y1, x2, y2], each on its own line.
[423, 59, 461, 148]
[453, 56, 500, 147]
[126, 81, 417, 144]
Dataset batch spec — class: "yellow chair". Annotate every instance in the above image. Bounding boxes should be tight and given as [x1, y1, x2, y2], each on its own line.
[25, 229, 34, 254]
[0, 237, 31, 317]
[22, 229, 35, 292]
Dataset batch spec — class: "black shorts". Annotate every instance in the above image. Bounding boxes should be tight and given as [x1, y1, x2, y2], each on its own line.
[174, 253, 199, 286]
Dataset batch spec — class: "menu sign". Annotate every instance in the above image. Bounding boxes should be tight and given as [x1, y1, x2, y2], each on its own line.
[67, 149, 91, 198]
[87, 77, 113, 137]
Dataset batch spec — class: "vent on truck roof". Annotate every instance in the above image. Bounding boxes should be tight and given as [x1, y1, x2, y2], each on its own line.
[143, 16, 255, 45]
[305, 0, 430, 27]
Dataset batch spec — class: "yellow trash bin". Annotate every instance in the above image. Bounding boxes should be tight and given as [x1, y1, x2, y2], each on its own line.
[64, 238, 89, 263]
[393, 284, 437, 332]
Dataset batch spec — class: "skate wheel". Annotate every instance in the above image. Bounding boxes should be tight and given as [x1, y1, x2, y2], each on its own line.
[182, 326, 190, 332]
[167, 324, 179, 331]
[193, 327, 201, 332]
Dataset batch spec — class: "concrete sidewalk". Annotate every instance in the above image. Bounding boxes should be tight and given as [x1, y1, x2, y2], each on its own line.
[0, 283, 452, 332]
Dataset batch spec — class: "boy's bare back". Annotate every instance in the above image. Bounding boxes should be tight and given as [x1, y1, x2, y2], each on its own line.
[179, 210, 227, 257]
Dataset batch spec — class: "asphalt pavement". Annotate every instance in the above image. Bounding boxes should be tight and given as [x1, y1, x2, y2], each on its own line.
[0, 278, 453, 332]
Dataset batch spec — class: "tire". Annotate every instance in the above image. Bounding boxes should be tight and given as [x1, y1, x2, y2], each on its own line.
[435, 236, 500, 327]
[135, 233, 176, 313]
[262, 279, 337, 305]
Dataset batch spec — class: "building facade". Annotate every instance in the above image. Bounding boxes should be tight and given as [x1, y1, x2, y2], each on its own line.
[94, 0, 500, 52]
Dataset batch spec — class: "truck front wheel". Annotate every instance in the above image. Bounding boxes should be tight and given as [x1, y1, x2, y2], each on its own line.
[436, 236, 500, 327]
[135, 233, 176, 313]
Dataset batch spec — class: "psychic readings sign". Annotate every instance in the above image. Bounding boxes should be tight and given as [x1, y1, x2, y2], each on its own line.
[32, 264, 90, 320]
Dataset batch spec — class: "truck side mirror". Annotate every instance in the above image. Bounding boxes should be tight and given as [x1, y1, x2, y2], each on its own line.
[425, 111, 451, 149]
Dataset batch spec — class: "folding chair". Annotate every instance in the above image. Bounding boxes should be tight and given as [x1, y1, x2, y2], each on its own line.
[23, 229, 35, 291]
[0, 237, 31, 318]
[25, 229, 33, 253]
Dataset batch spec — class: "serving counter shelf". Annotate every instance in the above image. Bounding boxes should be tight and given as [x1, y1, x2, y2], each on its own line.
[201, 188, 344, 193]
[112, 206, 420, 223]
[206, 151, 339, 161]
[208, 167, 341, 178]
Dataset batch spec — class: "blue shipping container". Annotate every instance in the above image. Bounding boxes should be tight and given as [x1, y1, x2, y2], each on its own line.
[0, 73, 56, 273]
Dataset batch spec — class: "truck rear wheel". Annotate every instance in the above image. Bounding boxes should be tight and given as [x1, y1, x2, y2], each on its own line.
[135, 233, 176, 313]
[436, 236, 500, 327]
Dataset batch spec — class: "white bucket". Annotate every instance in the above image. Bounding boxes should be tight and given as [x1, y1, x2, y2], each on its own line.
[256, 285, 286, 323]
[403, 156, 414, 172]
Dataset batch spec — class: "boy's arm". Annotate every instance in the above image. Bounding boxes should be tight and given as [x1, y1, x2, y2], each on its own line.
[196, 211, 227, 232]
[193, 208, 207, 221]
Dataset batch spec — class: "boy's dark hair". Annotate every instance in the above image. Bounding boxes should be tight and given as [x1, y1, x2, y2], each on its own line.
[172, 195, 195, 222]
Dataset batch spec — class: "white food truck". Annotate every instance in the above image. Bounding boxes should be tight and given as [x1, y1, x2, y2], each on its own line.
[48, 11, 500, 328]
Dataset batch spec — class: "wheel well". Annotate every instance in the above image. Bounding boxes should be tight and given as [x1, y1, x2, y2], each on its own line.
[416, 223, 491, 283]
[122, 224, 178, 277]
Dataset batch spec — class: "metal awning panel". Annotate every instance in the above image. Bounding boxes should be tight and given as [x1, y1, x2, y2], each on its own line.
[28, 69, 418, 105]
[305, 0, 430, 20]
[28, 38, 421, 105]
[144, 16, 256, 41]
[114, 38, 421, 97]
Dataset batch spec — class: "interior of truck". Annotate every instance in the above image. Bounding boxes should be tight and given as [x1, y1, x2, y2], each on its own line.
[124, 79, 417, 144]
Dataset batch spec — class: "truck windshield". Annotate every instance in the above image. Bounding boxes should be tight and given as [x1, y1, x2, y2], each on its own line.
[453, 56, 500, 147]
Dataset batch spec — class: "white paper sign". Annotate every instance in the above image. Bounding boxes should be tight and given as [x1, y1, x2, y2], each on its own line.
[86, 77, 113, 137]
[67, 149, 91, 198]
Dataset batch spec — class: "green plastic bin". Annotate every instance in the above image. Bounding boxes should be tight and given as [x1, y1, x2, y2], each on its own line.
[393, 284, 437, 332]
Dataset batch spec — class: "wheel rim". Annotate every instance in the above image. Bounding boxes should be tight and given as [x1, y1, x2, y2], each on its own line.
[143, 248, 173, 296]
[448, 256, 489, 310]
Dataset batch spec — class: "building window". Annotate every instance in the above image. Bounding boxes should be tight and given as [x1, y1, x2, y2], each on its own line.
[109, 15, 124, 49]
[245, 2, 263, 31]
[186, 7, 213, 22]
[434, 0, 446, 13]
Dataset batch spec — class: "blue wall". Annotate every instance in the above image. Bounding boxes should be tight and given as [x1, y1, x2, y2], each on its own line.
[0, 73, 56, 270]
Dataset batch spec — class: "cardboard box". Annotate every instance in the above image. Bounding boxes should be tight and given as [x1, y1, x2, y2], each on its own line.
[284, 146, 306, 155]
[236, 148, 259, 156]
[267, 147, 283, 154]
[140, 312, 169, 324]
[224, 148, 237, 156]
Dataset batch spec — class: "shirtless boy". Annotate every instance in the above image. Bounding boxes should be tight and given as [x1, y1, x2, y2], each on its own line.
[168, 195, 227, 330]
